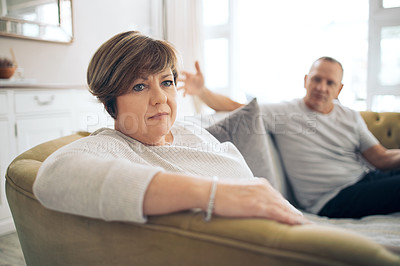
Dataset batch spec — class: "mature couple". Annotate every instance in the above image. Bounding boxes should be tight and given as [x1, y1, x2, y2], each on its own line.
[33, 31, 400, 226]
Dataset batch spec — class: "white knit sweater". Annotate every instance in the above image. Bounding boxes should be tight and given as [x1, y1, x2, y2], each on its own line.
[33, 121, 253, 223]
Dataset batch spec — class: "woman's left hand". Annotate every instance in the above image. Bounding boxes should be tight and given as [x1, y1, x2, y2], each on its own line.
[213, 177, 310, 225]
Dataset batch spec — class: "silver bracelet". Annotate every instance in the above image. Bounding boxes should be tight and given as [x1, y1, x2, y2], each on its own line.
[204, 176, 218, 222]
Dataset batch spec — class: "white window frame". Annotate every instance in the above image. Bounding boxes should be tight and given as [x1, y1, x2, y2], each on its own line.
[203, 0, 236, 97]
[368, 0, 400, 110]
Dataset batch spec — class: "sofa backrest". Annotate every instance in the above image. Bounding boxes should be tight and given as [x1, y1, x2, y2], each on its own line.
[360, 111, 400, 149]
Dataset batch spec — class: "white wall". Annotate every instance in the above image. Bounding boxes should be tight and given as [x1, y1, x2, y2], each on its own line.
[0, 0, 152, 85]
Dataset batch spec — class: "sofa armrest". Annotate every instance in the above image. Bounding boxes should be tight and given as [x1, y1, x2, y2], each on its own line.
[6, 173, 400, 266]
[360, 111, 400, 149]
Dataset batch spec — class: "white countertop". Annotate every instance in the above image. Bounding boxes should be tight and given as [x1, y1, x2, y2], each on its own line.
[0, 79, 87, 89]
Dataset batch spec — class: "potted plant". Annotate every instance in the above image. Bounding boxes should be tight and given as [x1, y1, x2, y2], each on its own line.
[0, 57, 17, 79]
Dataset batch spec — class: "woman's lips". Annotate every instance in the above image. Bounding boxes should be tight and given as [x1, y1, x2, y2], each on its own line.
[148, 112, 169, 120]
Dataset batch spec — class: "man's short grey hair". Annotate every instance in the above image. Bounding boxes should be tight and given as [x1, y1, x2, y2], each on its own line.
[310, 56, 344, 81]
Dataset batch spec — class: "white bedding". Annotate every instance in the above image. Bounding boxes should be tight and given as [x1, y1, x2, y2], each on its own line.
[305, 212, 400, 255]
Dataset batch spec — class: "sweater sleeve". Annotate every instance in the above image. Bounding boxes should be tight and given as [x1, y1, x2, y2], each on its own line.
[33, 141, 163, 223]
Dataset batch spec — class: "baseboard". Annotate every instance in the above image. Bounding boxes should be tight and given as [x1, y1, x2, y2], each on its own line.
[0, 217, 16, 236]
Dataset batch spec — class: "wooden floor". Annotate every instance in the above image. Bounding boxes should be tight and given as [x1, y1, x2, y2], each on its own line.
[0, 232, 26, 266]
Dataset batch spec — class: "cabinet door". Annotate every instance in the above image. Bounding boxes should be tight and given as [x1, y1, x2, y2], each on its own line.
[0, 120, 12, 221]
[73, 89, 113, 132]
[16, 116, 72, 154]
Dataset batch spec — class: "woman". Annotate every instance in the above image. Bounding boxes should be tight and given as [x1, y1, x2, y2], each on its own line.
[33, 31, 307, 225]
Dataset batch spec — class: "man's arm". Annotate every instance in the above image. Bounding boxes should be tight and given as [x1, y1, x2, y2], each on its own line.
[196, 87, 244, 112]
[178, 61, 244, 111]
[362, 144, 400, 170]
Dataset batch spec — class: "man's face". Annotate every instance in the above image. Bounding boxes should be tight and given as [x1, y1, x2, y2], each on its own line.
[303, 60, 343, 114]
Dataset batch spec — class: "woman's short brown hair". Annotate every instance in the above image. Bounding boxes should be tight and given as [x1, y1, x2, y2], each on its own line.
[87, 31, 179, 119]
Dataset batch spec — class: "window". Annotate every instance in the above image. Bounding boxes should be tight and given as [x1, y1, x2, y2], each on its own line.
[368, 0, 400, 111]
[204, 38, 229, 88]
[202, 0, 400, 111]
[383, 0, 400, 8]
[202, 0, 232, 97]
[380, 26, 400, 86]
[234, 0, 369, 110]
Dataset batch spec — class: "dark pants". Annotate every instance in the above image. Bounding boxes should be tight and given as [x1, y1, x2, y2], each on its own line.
[318, 170, 400, 218]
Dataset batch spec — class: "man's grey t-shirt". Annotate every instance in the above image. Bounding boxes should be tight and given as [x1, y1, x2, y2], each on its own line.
[260, 99, 379, 213]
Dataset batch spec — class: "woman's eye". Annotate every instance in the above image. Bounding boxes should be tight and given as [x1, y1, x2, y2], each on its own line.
[162, 80, 174, 87]
[133, 84, 145, 92]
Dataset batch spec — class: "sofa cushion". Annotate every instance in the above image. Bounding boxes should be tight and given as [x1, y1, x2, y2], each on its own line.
[205, 98, 277, 187]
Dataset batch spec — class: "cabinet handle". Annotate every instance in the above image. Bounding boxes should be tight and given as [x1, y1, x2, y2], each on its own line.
[34, 95, 55, 106]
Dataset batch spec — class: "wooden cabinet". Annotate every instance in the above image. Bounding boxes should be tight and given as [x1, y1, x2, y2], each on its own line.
[0, 85, 111, 235]
[72, 89, 114, 133]
[14, 89, 74, 154]
[0, 90, 14, 234]
[16, 116, 72, 154]
[0, 120, 12, 226]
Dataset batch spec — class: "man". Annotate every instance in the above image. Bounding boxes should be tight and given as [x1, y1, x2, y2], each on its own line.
[178, 57, 400, 218]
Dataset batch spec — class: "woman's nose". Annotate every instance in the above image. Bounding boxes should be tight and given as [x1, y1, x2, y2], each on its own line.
[150, 86, 167, 105]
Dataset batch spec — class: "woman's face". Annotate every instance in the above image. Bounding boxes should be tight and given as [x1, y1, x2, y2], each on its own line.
[114, 69, 177, 146]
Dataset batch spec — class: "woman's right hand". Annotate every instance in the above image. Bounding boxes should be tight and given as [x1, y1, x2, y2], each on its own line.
[213, 177, 309, 225]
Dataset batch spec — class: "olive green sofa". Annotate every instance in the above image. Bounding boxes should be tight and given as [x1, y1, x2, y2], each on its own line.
[360, 111, 400, 149]
[5, 112, 400, 265]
